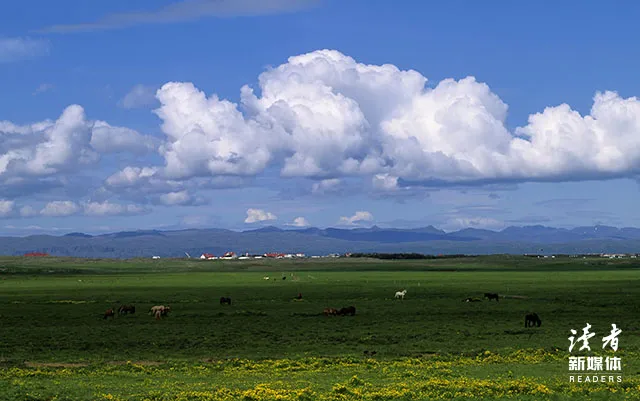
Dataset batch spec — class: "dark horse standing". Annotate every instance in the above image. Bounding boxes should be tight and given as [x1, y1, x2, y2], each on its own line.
[484, 293, 500, 302]
[220, 297, 232, 305]
[525, 313, 542, 327]
[118, 304, 135, 315]
[338, 306, 356, 316]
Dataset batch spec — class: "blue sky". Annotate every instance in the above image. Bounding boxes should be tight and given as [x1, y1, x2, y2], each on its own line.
[2, 0, 640, 235]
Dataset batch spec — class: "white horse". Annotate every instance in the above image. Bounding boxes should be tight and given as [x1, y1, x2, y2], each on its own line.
[150, 305, 170, 320]
[395, 289, 407, 299]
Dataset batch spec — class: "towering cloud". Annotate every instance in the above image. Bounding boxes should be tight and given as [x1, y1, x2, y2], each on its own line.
[138, 49, 640, 188]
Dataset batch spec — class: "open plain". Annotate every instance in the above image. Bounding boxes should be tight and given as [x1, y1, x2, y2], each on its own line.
[0, 255, 638, 400]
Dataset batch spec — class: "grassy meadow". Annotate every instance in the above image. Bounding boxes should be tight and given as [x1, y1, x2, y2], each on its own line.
[0, 255, 638, 400]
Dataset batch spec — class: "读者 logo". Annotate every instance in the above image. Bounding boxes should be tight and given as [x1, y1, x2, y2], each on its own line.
[568, 323, 622, 383]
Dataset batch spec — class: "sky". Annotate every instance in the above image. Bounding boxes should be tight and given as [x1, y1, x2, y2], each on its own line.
[2, 0, 640, 235]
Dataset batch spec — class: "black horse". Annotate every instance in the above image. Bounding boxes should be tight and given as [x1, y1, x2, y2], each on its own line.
[484, 293, 500, 302]
[525, 312, 542, 327]
[220, 297, 232, 305]
[338, 306, 356, 316]
[118, 304, 135, 315]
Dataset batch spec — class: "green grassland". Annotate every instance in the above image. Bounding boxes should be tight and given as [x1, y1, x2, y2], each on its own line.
[0, 256, 638, 400]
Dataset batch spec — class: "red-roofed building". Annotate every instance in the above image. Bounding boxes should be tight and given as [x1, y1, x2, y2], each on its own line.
[222, 251, 237, 259]
[199, 253, 216, 260]
[24, 252, 49, 257]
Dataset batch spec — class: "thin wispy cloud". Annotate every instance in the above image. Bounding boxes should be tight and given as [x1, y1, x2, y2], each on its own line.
[39, 0, 321, 33]
[0, 37, 50, 63]
[33, 83, 55, 95]
[535, 198, 594, 208]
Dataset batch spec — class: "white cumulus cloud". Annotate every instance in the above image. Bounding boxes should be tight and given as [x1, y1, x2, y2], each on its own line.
[40, 201, 80, 217]
[244, 208, 277, 223]
[159, 190, 192, 206]
[339, 211, 373, 225]
[290, 216, 310, 227]
[0, 106, 158, 200]
[8, 48, 640, 219]
[135, 49, 640, 187]
[0, 200, 15, 217]
[83, 201, 148, 216]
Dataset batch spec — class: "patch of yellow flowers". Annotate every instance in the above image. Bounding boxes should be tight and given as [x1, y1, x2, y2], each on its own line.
[3, 349, 639, 400]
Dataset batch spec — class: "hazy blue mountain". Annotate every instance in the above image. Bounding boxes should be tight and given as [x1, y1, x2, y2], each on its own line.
[2, 225, 640, 258]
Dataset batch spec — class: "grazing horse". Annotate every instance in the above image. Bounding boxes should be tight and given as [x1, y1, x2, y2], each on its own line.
[323, 307, 338, 316]
[525, 312, 542, 327]
[395, 289, 407, 299]
[338, 306, 356, 316]
[118, 304, 135, 315]
[103, 308, 115, 319]
[296, 293, 302, 300]
[220, 297, 232, 305]
[150, 305, 170, 320]
[484, 293, 500, 302]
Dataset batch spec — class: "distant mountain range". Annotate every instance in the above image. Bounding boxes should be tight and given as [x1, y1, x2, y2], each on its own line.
[2, 224, 640, 258]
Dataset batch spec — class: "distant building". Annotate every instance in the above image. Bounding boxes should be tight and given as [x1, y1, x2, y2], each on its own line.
[200, 253, 216, 260]
[222, 251, 237, 259]
[152, 256, 161, 259]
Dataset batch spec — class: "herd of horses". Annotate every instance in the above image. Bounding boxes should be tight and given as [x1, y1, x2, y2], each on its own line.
[103, 304, 169, 320]
[102, 290, 541, 327]
[323, 306, 356, 316]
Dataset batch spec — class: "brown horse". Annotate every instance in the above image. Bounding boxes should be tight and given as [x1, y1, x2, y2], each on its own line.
[220, 297, 232, 305]
[338, 306, 356, 316]
[323, 307, 338, 316]
[118, 304, 135, 315]
[103, 308, 115, 319]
